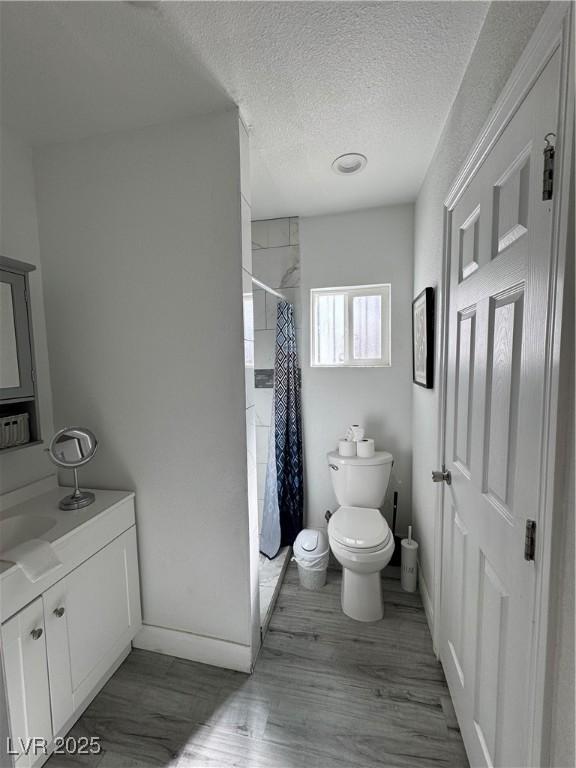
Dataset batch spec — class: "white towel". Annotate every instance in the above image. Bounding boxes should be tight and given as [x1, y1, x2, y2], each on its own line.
[0, 539, 62, 582]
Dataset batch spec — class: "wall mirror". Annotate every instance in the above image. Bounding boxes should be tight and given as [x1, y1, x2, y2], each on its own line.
[0, 281, 21, 390]
[48, 427, 98, 510]
[0, 256, 40, 451]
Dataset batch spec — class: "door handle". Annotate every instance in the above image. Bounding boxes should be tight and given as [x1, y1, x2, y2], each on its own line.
[432, 466, 452, 485]
[328, 464, 339, 471]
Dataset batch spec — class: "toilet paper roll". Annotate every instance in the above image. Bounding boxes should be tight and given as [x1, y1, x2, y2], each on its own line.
[401, 527, 419, 593]
[346, 424, 365, 442]
[338, 439, 357, 457]
[356, 438, 375, 458]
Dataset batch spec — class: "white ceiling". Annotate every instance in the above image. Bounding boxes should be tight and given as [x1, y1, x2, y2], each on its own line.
[1, 1, 489, 218]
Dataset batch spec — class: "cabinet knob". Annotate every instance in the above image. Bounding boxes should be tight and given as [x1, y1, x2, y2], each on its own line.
[53, 606, 65, 618]
[30, 628, 43, 640]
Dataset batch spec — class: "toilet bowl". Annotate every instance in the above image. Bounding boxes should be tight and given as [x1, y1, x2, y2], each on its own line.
[328, 506, 394, 621]
[326, 450, 395, 621]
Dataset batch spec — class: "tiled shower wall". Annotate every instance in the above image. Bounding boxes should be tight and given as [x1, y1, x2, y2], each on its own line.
[252, 217, 301, 526]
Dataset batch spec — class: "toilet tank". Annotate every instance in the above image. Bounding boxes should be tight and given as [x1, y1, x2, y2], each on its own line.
[327, 450, 394, 508]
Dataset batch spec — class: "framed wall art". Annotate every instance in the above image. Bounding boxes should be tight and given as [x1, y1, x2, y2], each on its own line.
[412, 287, 434, 388]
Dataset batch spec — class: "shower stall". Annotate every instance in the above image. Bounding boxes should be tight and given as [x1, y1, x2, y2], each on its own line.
[250, 217, 302, 635]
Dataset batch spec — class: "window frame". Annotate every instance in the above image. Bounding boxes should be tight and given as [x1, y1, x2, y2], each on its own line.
[310, 283, 391, 368]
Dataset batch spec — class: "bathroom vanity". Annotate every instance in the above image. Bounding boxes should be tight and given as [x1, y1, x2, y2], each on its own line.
[0, 486, 141, 767]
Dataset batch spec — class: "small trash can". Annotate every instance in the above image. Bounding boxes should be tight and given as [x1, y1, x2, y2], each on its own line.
[293, 529, 329, 590]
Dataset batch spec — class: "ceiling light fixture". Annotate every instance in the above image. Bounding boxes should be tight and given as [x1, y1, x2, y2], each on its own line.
[331, 153, 367, 175]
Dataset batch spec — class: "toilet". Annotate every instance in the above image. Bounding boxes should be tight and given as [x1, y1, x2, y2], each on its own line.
[326, 450, 395, 621]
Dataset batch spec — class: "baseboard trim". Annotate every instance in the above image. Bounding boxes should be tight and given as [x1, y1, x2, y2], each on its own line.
[134, 624, 252, 673]
[418, 561, 435, 643]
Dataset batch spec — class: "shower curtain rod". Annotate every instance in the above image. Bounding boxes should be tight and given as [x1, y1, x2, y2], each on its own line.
[251, 276, 288, 302]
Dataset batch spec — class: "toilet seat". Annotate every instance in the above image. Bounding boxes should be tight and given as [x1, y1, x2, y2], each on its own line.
[329, 506, 391, 551]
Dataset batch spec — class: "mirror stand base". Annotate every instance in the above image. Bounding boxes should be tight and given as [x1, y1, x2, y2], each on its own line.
[59, 490, 95, 511]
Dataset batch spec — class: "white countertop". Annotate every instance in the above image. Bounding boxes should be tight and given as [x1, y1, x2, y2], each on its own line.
[0, 487, 134, 576]
[0, 486, 136, 622]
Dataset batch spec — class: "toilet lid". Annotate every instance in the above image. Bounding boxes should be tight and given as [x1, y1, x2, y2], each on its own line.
[329, 506, 390, 550]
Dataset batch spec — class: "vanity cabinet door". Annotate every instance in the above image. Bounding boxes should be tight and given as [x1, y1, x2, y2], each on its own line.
[42, 578, 73, 735]
[44, 527, 141, 730]
[1, 597, 52, 768]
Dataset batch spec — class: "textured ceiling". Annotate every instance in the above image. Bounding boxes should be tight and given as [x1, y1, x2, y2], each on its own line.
[1, 1, 489, 218]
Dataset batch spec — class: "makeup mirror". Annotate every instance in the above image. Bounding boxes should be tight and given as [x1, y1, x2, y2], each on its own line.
[47, 427, 98, 510]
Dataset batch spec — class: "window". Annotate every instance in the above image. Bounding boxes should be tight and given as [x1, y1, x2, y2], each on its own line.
[311, 284, 391, 367]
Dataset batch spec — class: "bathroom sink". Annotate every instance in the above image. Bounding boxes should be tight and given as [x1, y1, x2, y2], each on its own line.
[0, 514, 57, 554]
[0, 487, 135, 622]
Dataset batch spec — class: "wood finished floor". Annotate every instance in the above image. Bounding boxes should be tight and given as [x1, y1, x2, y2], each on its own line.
[48, 565, 468, 768]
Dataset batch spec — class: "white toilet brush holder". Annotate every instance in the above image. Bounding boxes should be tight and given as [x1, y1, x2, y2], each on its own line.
[401, 525, 418, 592]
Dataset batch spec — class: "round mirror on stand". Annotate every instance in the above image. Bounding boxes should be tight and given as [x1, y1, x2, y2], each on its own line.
[47, 427, 98, 510]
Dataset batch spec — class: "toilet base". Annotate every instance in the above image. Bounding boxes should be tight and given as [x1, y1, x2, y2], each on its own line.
[341, 568, 383, 622]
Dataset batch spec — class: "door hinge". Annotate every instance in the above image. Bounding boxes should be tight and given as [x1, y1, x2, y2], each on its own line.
[31, 368, 36, 383]
[524, 520, 536, 561]
[542, 133, 556, 201]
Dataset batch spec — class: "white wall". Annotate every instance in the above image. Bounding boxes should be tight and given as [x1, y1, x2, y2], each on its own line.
[238, 119, 263, 665]
[300, 205, 414, 532]
[34, 112, 255, 665]
[0, 127, 54, 493]
[0, 126, 54, 768]
[411, 0, 548, 615]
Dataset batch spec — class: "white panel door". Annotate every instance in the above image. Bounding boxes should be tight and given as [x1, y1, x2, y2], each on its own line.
[1, 598, 52, 768]
[441, 49, 561, 767]
[43, 527, 141, 731]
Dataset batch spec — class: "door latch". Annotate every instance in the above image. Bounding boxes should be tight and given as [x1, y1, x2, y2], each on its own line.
[432, 465, 451, 485]
[524, 520, 536, 561]
[542, 133, 556, 201]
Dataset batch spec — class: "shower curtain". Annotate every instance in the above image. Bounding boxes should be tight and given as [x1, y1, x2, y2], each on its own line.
[260, 301, 303, 558]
